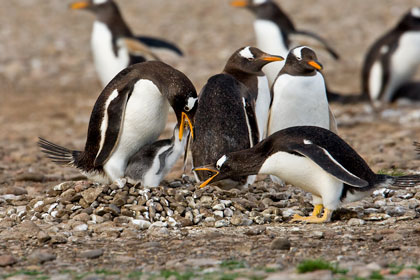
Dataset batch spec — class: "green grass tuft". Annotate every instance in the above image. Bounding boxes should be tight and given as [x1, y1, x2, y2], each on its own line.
[369, 271, 384, 279]
[220, 260, 247, 270]
[377, 168, 407, 177]
[297, 259, 347, 275]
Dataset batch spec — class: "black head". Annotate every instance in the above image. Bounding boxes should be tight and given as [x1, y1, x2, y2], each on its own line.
[282, 46, 323, 76]
[224, 46, 284, 75]
[397, 7, 420, 31]
[70, 0, 119, 19]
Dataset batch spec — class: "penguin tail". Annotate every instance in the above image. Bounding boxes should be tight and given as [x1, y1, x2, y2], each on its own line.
[293, 29, 340, 60]
[390, 174, 420, 188]
[38, 137, 81, 166]
[413, 141, 420, 155]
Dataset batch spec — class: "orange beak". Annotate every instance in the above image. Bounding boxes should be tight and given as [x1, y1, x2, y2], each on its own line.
[193, 167, 219, 188]
[179, 112, 194, 141]
[262, 55, 284, 62]
[308, 60, 323, 70]
[70, 1, 90, 10]
[230, 0, 248, 7]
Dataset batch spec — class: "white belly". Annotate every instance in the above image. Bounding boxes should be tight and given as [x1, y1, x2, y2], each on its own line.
[382, 32, 420, 102]
[255, 76, 271, 140]
[91, 21, 130, 87]
[254, 19, 288, 85]
[268, 72, 329, 136]
[104, 79, 169, 181]
[368, 60, 383, 101]
[259, 151, 343, 210]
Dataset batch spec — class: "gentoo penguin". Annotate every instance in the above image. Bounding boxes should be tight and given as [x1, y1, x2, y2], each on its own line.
[268, 46, 337, 137]
[195, 126, 420, 223]
[124, 125, 189, 187]
[362, 7, 420, 106]
[231, 0, 339, 85]
[71, 0, 183, 86]
[39, 61, 197, 187]
[191, 47, 283, 187]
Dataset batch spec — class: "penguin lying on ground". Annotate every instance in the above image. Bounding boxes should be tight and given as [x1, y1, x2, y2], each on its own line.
[191, 46, 283, 187]
[195, 126, 420, 223]
[362, 7, 420, 106]
[39, 61, 197, 187]
[70, 0, 183, 86]
[124, 125, 189, 187]
[231, 0, 339, 85]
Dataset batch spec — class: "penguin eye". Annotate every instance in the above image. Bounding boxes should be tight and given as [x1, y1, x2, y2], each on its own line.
[296, 56, 302, 61]
[184, 105, 190, 112]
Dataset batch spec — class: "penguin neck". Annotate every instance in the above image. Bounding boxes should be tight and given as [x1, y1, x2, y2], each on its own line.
[280, 64, 318, 77]
[95, 5, 133, 39]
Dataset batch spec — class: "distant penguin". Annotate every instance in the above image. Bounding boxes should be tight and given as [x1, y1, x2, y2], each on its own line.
[70, 0, 183, 86]
[231, 0, 339, 85]
[268, 46, 337, 136]
[39, 61, 197, 187]
[362, 7, 420, 106]
[191, 46, 283, 187]
[195, 126, 420, 223]
[125, 125, 189, 187]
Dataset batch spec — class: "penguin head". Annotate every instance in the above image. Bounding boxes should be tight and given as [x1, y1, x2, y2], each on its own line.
[284, 46, 323, 74]
[70, 0, 117, 16]
[231, 0, 271, 12]
[399, 7, 420, 30]
[224, 46, 284, 74]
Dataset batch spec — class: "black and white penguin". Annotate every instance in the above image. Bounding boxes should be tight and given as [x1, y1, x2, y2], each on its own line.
[70, 0, 183, 86]
[231, 0, 339, 85]
[124, 125, 189, 187]
[39, 61, 197, 187]
[195, 126, 420, 223]
[268, 46, 337, 137]
[191, 46, 283, 187]
[362, 7, 420, 105]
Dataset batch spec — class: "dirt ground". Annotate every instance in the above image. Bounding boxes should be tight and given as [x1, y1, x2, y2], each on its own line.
[1, 0, 420, 279]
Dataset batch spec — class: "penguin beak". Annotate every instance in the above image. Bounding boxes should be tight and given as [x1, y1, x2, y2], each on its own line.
[70, 1, 90, 9]
[193, 166, 220, 188]
[262, 55, 284, 62]
[308, 60, 323, 70]
[179, 112, 194, 141]
[231, 0, 248, 7]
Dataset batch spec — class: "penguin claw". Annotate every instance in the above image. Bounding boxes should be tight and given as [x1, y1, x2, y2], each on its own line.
[290, 208, 333, 223]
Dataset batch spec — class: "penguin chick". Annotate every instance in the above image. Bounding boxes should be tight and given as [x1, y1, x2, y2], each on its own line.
[70, 0, 183, 86]
[231, 0, 339, 85]
[191, 46, 283, 187]
[362, 7, 420, 106]
[195, 126, 420, 223]
[39, 61, 197, 187]
[124, 125, 189, 187]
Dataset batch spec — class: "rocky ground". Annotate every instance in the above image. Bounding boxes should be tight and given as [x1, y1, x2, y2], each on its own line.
[1, 0, 420, 279]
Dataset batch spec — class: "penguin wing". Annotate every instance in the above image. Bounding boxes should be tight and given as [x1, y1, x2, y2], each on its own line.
[122, 38, 161, 61]
[242, 97, 260, 147]
[290, 143, 369, 187]
[136, 36, 183, 56]
[328, 106, 338, 134]
[94, 87, 131, 167]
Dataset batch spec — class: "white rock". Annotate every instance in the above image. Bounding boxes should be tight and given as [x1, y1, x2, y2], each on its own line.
[212, 203, 225, 211]
[73, 224, 88, 232]
[214, 210, 224, 218]
[347, 218, 365, 226]
[131, 219, 151, 230]
[215, 220, 229, 228]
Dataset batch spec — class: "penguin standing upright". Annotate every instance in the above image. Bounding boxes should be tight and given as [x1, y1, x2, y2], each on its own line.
[268, 46, 337, 136]
[124, 125, 190, 187]
[231, 0, 339, 85]
[191, 46, 283, 187]
[195, 126, 420, 223]
[39, 61, 197, 187]
[70, 0, 183, 86]
[362, 7, 420, 106]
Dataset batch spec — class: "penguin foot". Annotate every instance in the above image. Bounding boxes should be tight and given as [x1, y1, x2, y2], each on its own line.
[291, 207, 332, 223]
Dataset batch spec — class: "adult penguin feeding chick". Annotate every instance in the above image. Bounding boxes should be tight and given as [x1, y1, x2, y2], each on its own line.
[191, 46, 283, 187]
[268, 46, 337, 136]
[70, 0, 183, 86]
[195, 126, 420, 223]
[39, 61, 197, 187]
[362, 7, 420, 106]
[231, 0, 339, 85]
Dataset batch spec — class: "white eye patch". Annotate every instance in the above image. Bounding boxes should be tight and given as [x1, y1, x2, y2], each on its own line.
[411, 7, 420, 18]
[253, 0, 267, 4]
[239, 46, 254, 60]
[216, 155, 227, 169]
[93, 0, 107, 5]
[184, 97, 197, 111]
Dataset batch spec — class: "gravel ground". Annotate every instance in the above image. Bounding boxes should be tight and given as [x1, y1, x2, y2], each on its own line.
[1, 0, 420, 279]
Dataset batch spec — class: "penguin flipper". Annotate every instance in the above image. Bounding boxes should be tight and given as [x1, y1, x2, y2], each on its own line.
[290, 143, 368, 187]
[328, 106, 338, 134]
[242, 97, 260, 147]
[122, 38, 161, 61]
[136, 36, 184, 56]
[94, 88, 131, 167]
[293, 30, 340, 60]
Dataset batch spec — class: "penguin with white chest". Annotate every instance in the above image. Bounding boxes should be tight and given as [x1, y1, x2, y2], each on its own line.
[362, 7, 420, 106]
[191, 47, 283, 187]
[268, 46, 337, 137]
[195, 126, 420, 223]
[231, 0, 339, 85]
[71, 0, 183, 87]
[39, 61, 197, 187]
[124, 125, 190, 187]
